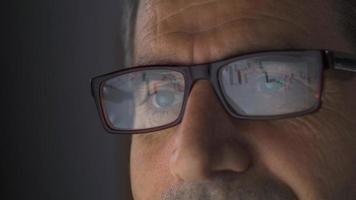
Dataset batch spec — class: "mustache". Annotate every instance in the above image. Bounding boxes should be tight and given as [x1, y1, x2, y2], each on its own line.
[161, 173, 298, 200]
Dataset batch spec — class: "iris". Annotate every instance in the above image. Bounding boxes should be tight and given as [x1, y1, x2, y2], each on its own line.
[154, 90, 175, 108]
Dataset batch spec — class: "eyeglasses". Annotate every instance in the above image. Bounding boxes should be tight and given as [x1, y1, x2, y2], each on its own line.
[91, 50, 356, 134]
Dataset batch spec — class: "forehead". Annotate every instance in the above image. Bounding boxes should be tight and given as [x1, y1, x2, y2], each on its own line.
[133, 0, 345, 66]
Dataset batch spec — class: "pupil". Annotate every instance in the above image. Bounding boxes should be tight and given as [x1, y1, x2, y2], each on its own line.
[155, 91, 175, 108]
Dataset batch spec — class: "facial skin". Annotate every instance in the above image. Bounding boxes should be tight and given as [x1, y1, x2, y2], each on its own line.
[130, 0, 356, 199]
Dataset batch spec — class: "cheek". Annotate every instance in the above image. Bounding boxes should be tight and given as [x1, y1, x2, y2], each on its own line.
[130, 131, 176, 200]
[247, 108, 356, 200]
[247, 122, 326, 199]
[323, 71, 356, 121]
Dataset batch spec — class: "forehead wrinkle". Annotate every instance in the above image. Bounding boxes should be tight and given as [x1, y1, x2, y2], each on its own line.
[135, 0, 267, 54]
[155, 0, 261, 34]
[147, 0, 322, 43]
[138, 0, 334, 36]
[134, 0, 345, 66]
[146, 14, 311, 44]
[155, 0, 220, 23]
[145, 0, 313, 33]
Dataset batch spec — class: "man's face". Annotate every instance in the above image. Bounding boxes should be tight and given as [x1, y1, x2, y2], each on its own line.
[130, 0, 356, 199]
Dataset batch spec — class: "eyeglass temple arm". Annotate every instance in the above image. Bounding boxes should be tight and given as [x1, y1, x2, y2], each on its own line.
[325, 50, 356, 72]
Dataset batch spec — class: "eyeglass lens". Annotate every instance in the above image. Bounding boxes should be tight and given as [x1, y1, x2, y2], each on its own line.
[219, 52, 323, 117]
[101, 70, 185, 130]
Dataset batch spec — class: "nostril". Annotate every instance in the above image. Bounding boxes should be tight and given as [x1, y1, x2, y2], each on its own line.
[211, 142, 252, 172]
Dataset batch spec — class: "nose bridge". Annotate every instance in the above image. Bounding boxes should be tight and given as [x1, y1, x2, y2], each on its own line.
[181, 79, 228, 137]
[177, 80, 240, 146]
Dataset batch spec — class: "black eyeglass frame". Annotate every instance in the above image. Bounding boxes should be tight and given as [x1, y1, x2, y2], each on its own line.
[91, 50, 356, 134]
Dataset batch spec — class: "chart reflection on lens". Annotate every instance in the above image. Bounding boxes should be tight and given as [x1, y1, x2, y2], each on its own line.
[219, 52, 323, 117]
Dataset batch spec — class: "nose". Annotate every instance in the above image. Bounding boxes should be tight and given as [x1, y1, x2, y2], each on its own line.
[169, 80, 252, 182]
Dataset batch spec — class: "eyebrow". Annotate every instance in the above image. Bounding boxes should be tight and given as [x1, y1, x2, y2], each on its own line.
[132, 42, 310, 68]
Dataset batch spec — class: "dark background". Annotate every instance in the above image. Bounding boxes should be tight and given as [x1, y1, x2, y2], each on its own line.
[5, 0, 132, 199]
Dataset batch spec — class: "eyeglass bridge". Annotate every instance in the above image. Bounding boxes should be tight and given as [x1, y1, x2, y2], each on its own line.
[189, 64, 210, 80]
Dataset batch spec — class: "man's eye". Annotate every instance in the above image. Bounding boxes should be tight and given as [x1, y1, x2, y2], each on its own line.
[145, 88, 182, 113]
[134, 83, 184, 127]
[151, 90, 176, 109]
